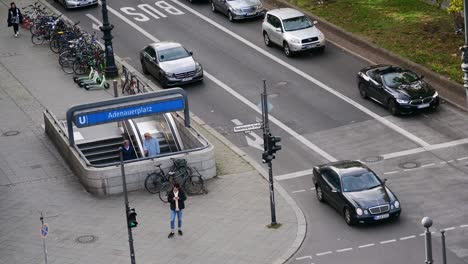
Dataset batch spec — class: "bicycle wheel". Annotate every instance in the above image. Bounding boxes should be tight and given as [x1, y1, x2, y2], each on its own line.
[31, 33, 45, 45]
[177, 166, 193, 179]
[144, 173, 163, 194]
[183, 176, 205, 195]
[61, 59, 75, 74]
[72, 60, 88, 75]
[159, 182, 173, 203]
[50, 38, 60, 53]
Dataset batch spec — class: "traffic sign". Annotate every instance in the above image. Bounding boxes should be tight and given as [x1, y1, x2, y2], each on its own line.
[40, 223, 49, 238]
[233, 123, 262, 133]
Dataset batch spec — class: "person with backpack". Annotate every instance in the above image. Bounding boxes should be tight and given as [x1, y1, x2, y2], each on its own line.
[7, 2, 23, 37]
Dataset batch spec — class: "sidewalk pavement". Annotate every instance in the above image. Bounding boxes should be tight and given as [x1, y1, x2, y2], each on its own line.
[0, 1, 303, 263]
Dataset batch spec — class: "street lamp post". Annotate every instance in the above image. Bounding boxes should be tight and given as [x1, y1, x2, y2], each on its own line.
[100, 0, 119, 78]
[422, 217, 433, 264]
[461, 0, 468, 108]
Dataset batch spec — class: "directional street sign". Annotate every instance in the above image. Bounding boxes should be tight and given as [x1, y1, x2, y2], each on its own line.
[40, 223, 49, 238]
[233, 123, 262, 133]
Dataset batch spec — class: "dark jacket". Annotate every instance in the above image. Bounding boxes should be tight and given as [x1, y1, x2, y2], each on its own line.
[7, 7, 22, 27]
[167, 190, 186, 211]
[121, 145, 137, 161]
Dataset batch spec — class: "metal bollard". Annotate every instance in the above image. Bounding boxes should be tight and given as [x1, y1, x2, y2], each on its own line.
[422, 217, 433, 264]
[113, 80, 118, 98]
[441, 230, 447, 264]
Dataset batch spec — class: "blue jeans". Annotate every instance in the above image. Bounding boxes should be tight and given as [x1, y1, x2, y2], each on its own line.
[170, 210, 183, 230]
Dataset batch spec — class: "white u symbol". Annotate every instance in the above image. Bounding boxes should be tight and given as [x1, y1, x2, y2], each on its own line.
[78, 116, 87, 125]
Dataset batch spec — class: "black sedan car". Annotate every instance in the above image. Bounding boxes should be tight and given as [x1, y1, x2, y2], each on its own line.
[357, 65, 439, 115]
[312, 160, 401, 225]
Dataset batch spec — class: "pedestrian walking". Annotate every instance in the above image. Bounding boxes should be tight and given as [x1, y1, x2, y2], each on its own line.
[167, 183, 186, 238]
[7, 2, 22, 37]
[143, 132, 160, 157]
[121, 140, 137, 161]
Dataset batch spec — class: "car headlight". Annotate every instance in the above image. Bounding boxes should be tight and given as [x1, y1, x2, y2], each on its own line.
[319, 32, 325, 40]
[396, 98, 409, 104]
[356, 208, 363, 216]
[432, 91, 438, 98]
[163, 71, 174, 78]
[195, 62, 203, 73]
[394, 201, 400, 209]
[364, 209, 369, 215]
[289, 38, 300, 44]
[231, 7, 242, 14]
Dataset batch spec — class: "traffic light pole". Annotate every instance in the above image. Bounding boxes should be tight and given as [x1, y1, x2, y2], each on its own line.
[262, 80, 277, 226]
[119, 150, 136, 264]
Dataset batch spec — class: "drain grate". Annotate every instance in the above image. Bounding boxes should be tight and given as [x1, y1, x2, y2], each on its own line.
[362, 156, 383, 163]
[75, 235, 98, 244]
[399, 162, 420, 169]
[2, 130, 20, 137]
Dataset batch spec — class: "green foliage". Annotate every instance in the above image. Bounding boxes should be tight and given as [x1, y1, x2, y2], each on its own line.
[448, 0, 463, 14]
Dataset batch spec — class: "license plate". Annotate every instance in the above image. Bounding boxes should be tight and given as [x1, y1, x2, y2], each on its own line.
[246, 12, 256, 16]
[374, 213, 389, 220]
[417, 103, 430, 109]
[181, 77, 192, 82]
[303, 44, 316, 49]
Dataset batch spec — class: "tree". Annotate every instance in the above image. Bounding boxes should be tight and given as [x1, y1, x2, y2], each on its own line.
[448, 0, 464, 34]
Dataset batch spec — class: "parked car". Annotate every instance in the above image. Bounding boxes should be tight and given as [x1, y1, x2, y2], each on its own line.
[312, 160, 401, 226]
[211, 0, 265, 22]
[140, 42, 203, 88]
[54, 0, 97, 9]
[262, 8, 326, 57]
[357, 65, 439, 115]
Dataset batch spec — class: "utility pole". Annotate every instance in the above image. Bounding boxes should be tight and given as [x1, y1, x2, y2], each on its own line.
[119, 150, 137, 264]
[461, 0, 468, 108]
[100, 0, 118, 78]
[261, 80, 281, 227]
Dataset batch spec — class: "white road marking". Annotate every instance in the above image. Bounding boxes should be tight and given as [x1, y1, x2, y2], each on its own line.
[85, 14, 103, 31]
[403, 168, 417, 172]
[400, 235, 416, 240]
[358, 243, 375, 248]
[169, 0, 431, 148]
[443, 227, 455, 231]
[421, 163, 435, 168]
[296, 256, 312, 260]
[381, 147, 425, 160]
[275, 169, 313, 180]
[457, 156, 468, 161]
[440, 161, 447, 165]
[447, 160, 455, 163]
[103, 1, 337, 162]
[384, 171, 399, 175]
[426, 137, 468, 151]
[380, 239, 396, 244]
[336, 248, 353, 253]
[292, 189, 306, 193]
[310, 187, 316, 190]
[231, 119, 264, 151]
[460, 224, 468, 228]
[316, 251, 332, 256]
[382, 137, 468, 160]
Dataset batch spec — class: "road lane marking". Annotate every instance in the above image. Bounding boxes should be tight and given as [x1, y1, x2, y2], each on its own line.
[316, 251, 332, 256]
[440, 161, 447, 165]
[296, 256, 312, 260]
[443, 227, 455, 231]
[169, 0, 431, 149]
[102, 1, 338, 162]
[400, 235, 416, 240]
[310, 187, 316, 190]
[381, 147, 426, 160]
[275, 169, 313, 180]
[358, 243, 375, 248]
[382, 137, 468, 160]
[447, 160, 455, 163]
[457, 156, 468, 161]
[421, 163, 435, 168]
[384, 171, 399, 175]
[292, 189, 306, 193]
[461, 224, 468, 228]
[336, 248, 353, 253]
[380, 239, 396, 244]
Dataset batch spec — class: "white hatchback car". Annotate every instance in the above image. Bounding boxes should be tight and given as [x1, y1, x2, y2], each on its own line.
[262, 8, 326, 56]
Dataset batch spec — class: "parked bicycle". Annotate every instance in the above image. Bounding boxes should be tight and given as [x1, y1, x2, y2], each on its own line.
[144, 158, 193, 195]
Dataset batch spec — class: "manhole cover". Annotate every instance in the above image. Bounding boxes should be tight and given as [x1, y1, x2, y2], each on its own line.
[2, 130, 20, 137]
[362, 156, 383, 163]
[399, 162, 420, 169]
[75, 235, 98, 244]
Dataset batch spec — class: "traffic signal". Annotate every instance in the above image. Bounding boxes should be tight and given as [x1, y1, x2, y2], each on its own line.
[268, 134, 281, 155]
[262, 151, 273, 163]
[127, 208, 138, 228]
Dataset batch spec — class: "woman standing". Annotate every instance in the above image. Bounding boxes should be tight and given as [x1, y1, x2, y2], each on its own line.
[167, 183, 187, 238]
[7, 2, 22, 37]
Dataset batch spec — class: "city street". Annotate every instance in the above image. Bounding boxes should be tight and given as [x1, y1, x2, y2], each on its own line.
[7, 0, 468, 262]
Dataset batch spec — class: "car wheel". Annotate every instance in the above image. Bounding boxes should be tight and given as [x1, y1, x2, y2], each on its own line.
[158, 74, 168, 88]
[317, 46, 325, 53]
[388, 99, 399, 116]
[228, 11, 235, 22]
[344, 207, 355, 226]
[141, 60, 148, 74]
[315, 185, 324, 203]
[263, 32, 272, 47]
[358, 82, 368, 99]
[283, 42, 292, 57]
[211, 1, 217, 12]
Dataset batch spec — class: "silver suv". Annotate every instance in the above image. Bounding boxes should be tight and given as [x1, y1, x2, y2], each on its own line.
[262, 8, 326, 57]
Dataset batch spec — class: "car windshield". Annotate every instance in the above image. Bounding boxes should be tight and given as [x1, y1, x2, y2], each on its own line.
[283, 16, 312, 31]
[341, 172, 381, 192]
[382, 71, 420, 88]
[158, 46, 190, 62]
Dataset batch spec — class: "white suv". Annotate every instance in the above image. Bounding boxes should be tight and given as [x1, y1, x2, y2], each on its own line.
[262, 8, 326, 57]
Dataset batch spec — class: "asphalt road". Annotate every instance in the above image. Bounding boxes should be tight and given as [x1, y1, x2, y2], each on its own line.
[46, 0, 468, 263]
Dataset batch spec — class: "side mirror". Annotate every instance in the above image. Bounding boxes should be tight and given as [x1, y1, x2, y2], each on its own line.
[313, 20, 318, 25]
[189, 50, 193, 55]
[275, 27, 282, 33]
[383, 178, 388, 184]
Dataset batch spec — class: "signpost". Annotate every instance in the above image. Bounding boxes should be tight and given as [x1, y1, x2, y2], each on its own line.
[40, 212, 48, 264]
[233, 123, 262, 133]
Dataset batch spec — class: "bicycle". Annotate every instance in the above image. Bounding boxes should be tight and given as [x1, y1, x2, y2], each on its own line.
[144, 158, 193, 195]
[159, 167, 207, 203]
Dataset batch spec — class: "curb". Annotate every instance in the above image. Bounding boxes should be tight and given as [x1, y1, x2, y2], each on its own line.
[265, 0, 467, 111]
[38, 1, 307, 263]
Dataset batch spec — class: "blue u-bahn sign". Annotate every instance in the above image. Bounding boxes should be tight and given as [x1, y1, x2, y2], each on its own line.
[66, 89, 190, 145]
